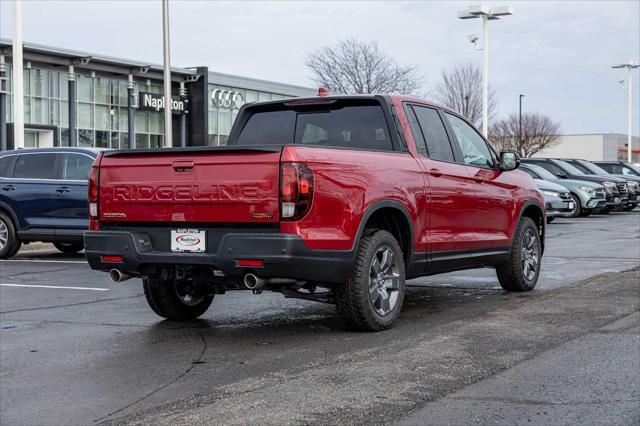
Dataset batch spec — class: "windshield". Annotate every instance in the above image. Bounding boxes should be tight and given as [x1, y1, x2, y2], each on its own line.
[526, 164, 557, 180]
[624, 163, 640, 176]
[554, 160, 586, 175]
[577, 160, 608, 175]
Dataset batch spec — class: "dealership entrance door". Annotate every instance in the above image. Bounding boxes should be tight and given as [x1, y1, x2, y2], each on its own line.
[24, 129, 54, 148]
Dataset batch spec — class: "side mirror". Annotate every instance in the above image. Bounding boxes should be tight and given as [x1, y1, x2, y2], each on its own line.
[556, 171, 568, 179]
[499, 151, 520, 171]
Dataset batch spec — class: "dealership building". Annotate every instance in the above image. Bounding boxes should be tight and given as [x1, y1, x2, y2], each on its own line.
[0, 39, 315, 150]
[533, 133, 640, 163]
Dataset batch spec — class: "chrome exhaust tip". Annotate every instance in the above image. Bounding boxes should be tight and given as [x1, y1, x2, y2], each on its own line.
[243, 273, 265, 290]
[109, 269, 132, 283]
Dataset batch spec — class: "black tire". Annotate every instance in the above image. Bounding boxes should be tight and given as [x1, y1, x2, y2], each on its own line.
[53, 242, 84, 253]
[569, 194, 581, 218]
[496, 216, 541, 292]
[623, 204, 636, 212]
[546, 217, 555, 224]
[336, 229, 406, 331]
[0, 212, 21, 259]
[143, 278, 214, 320]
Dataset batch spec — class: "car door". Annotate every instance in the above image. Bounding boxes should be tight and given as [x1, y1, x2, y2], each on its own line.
[10, 152, 59, 231]
[404, 104, 477, 271]
[53, 152, 95, 233]
[443, 112, 516, 251]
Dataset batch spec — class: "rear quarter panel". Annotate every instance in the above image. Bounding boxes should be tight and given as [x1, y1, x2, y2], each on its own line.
[280, 146, 427, 252]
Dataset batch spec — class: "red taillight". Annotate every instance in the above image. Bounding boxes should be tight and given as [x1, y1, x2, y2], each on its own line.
[280, 163, 314, 221]
[101, 255, 123, 263]
[88, 164, 99, 219]
[237, 259, 264, 267]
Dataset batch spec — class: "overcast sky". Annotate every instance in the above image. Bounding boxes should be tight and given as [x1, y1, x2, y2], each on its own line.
[1, 0, 639, 135]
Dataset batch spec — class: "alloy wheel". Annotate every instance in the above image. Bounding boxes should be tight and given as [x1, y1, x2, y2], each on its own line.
[0, 218, 8, 251]
[521, 228, 539, 281]
[368, 245, 401, 316]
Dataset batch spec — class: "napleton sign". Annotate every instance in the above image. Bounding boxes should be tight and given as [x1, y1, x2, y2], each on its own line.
[139, 92, 187, 114]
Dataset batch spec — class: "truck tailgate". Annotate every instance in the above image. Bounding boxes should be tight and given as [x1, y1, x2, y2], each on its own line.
[98, 147, 281, 224]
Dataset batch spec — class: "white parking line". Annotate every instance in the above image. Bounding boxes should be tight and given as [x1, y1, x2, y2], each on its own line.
[0, 259, 87, 264]
[0, 284, 109, 291]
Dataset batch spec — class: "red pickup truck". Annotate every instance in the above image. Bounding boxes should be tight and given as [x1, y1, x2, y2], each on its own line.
[84, 95, 545, 330]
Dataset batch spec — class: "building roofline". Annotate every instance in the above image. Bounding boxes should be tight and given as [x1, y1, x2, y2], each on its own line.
[208, 70, 315, 96]
[0, 38, 197, 78]
[0, 38, 315, 96]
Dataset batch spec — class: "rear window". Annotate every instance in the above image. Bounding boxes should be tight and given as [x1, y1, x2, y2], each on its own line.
[14, 154, 58, 179]
[234, 101, 393, 151]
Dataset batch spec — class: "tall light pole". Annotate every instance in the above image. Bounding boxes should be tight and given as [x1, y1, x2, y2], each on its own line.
[458, 4, 513, 137]
[519, 94, 525, 144]
[612, 61, 639, 163]
[12, 0, 24, 149]
[162, 0, 173, 148]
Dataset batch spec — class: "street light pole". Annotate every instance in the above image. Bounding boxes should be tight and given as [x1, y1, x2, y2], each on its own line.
[12, 0, 24, 149]
[519, 94, 525, 144]
[612, 61, 639, 163]
[162, 0, 173, 148]
[458, 4, 513, 138]
[482, 15, 488, 137]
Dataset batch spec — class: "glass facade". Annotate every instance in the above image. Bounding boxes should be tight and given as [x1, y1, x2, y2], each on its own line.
[2, 62, 309, 149]
[206, 84, 290, 146]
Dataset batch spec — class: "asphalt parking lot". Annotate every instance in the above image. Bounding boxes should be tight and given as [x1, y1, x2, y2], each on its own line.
[1, 211, 639, 425]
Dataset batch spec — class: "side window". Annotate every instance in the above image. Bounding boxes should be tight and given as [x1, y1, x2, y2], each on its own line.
[13, 154, 58, 179]
[411, 106, 455, 162]
[0, 156, 16, 178]
[444, 113, 494, 168]
[63, 154, 94, 180]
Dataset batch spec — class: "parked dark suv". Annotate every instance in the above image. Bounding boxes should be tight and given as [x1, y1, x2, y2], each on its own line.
[0, 148, 100, 259]
[521, 158, 627, 211]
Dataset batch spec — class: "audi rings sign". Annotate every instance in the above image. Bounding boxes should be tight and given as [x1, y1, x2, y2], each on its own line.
[211, 89, 244, 110]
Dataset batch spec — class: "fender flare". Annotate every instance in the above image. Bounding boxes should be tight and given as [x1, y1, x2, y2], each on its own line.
[351, 200, 415, 261]
[515, 199, 546, 254]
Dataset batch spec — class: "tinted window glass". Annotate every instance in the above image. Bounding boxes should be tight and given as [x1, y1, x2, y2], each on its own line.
[444, 113, 493, 168]
[520, 166, 540, 179]
[620, 165, 640, 176]
[63, 154, 94, 180]
[532, 161, 565, 177]
[234, 104, 393, 151]
[554, 160, 585, 175]
[597, 163, 616, 173]
[236, 110, 295, 145]
[568, 161, 591, 174]
[14, 154, 57, 179]
[295, 106, 392, 150]
[412, 106, 455, 162]
[0, 156, 15, 178]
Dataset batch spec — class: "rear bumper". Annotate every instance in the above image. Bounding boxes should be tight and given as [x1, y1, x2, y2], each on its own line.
[84, 230, 353, 285]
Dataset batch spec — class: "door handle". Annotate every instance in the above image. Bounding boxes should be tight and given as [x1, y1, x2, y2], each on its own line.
[1, 185, 16, 191]
[55, 186, 71, 193]
[428, 168, 443, 177]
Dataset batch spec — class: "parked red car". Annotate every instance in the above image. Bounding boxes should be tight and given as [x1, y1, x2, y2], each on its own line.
[84, 95, 545, 330]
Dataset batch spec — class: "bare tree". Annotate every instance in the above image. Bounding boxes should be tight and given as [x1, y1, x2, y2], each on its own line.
[489, 113, 561, 157]
[306, 39, 422, 95]
[433, 63, 496, 128]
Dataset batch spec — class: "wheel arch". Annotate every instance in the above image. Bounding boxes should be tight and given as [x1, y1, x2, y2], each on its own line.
[352, 200, 414, 267]
[0, 201, 19, 228]
[516, 200, 545, 254]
